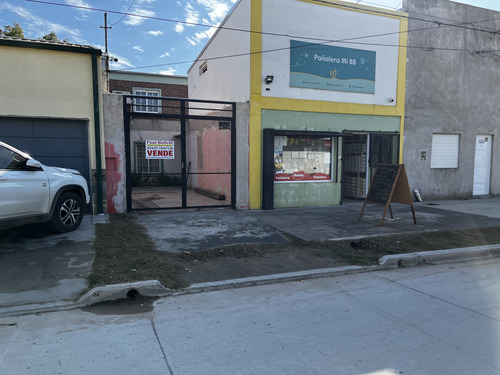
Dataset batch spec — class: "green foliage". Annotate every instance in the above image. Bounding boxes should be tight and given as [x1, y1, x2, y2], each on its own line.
[131, 173, 142, 187]
[157, 172, 182, 186]
[41, 31, 67, 43]
[0, 23, 68, 43]
[131, 173, 182, 187]
[1, 23, 24, 38]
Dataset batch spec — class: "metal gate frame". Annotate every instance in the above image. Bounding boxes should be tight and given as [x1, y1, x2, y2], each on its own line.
[124, 96, 236, 211]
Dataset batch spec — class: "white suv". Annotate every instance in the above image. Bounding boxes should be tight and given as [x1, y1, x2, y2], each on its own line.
[0, 141, 90, 233]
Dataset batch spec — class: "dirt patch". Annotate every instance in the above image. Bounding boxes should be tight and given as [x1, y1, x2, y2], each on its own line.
[180, 246, 348, 284]
[90, 214, 500, 292]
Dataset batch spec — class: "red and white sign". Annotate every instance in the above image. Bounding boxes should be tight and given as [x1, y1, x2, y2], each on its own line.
[146, 140, 174, 159]
[274, 171, 331, 182]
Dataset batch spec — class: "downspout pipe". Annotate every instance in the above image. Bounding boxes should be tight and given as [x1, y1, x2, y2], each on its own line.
[91, 54, 104, 214]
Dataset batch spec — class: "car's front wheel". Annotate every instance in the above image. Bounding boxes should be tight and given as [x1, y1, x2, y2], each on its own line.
[49, 192, 84, 233]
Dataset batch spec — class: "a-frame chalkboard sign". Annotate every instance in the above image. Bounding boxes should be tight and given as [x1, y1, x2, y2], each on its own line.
[359, 164, 417, 226]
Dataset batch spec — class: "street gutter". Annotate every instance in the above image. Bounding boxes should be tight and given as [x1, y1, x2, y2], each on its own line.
[2, 244, 500, 319]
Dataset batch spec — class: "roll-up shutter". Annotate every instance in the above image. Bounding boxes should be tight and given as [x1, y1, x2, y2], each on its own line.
[431, 134, 459, 168]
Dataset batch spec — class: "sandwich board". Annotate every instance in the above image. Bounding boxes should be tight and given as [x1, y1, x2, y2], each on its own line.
[359, 164, 417, 226]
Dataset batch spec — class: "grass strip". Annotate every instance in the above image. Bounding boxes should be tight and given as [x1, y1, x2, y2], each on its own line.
[89, 214, 187, 290]
[90, 214, 500, 288]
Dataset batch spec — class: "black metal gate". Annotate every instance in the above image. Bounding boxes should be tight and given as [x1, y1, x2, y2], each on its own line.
[124, 96, 236, 211]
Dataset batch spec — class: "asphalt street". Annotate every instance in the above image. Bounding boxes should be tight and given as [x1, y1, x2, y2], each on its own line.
[2, 257, 500, 374]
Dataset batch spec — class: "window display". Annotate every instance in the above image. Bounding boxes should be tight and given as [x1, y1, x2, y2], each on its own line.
[274, 136, 333, 182]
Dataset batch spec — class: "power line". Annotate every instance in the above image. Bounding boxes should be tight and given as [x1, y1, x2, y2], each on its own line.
[108, 0, 136, 26]
[118, 39, 494, 72]
[25, 0, 500, 37]
[24, 0, 500, 71]
[308, 0, 500, 34]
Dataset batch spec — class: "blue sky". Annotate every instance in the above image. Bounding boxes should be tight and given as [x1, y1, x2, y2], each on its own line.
[1, 0, 499, 76]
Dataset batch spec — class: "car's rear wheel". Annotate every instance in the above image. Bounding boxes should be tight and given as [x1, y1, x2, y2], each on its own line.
[49, 192, 84, 233]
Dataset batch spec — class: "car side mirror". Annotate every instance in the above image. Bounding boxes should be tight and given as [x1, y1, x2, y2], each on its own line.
[26, 159, 42, 169]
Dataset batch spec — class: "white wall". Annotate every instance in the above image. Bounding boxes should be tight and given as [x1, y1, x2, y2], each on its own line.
[261, 0, 401, 106]
[188, 0, 251, 102]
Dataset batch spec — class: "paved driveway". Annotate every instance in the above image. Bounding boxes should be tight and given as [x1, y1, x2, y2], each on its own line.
[0, 215, 105, 312]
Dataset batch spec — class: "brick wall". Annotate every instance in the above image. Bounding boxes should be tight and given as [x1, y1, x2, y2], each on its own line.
[110, 79, 188, 115]
[109, 79, 187, 98]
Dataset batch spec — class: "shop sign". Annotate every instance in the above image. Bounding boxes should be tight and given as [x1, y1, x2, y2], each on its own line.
[274, 171, 331, 182]
[290, 40, 376, 94]
[146, 140, 174, 159]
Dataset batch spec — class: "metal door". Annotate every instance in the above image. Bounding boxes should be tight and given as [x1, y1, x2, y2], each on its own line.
[473, 135, 492, 196]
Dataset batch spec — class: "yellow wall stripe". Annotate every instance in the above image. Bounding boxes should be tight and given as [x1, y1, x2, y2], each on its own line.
[249, 0, 263, 209]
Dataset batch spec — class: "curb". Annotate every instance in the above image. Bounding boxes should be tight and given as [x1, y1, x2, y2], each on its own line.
[0, 280, 173, 318]
[76, 280, 172, 306]
[2, 245, 500, 318]
[378, 244, 500, 267]
[184, 265, 366, 294]
[74, 244, 500, 303]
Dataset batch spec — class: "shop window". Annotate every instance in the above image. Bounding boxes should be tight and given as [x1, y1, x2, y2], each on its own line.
[133, 89, 161, 113]
[274, 136, 333, 182]
[431, 134, 459, 168]
[135, 142, 161, 173]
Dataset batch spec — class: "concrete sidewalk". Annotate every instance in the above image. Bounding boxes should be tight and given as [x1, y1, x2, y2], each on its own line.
[137, 197, 500, 251]
[1, 197, 500, 316]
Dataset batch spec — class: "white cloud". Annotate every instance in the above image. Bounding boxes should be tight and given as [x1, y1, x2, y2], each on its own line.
[65, 0, 92, 20]
[185, 3, 200, 25]
[175, 23, 185, 33]
[1, 3, 84, 42]
[160, 52, 170, 58]
[186, 28, 216, 46]
[65, 0, 91, 8]
[108, 53, 134, 70]
[180, 0, 234, 45]
[133, 45, 144, 53]
[196, 0, 230, 23]
[125, 8, 155, 26]
[159, 67, 177, 75]
[147, 30, 163, 36]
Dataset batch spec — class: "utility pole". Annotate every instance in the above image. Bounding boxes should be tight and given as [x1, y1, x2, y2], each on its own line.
[100, 13, 112, 91]
[101, 12, 112, 53]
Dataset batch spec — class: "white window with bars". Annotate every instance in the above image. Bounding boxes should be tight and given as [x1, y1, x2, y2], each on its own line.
[133, 89, 161, 113]
[135, 142, 161, 173]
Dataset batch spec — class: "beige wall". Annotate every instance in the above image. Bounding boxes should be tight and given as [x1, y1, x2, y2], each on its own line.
[0, 45, 102, 169]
